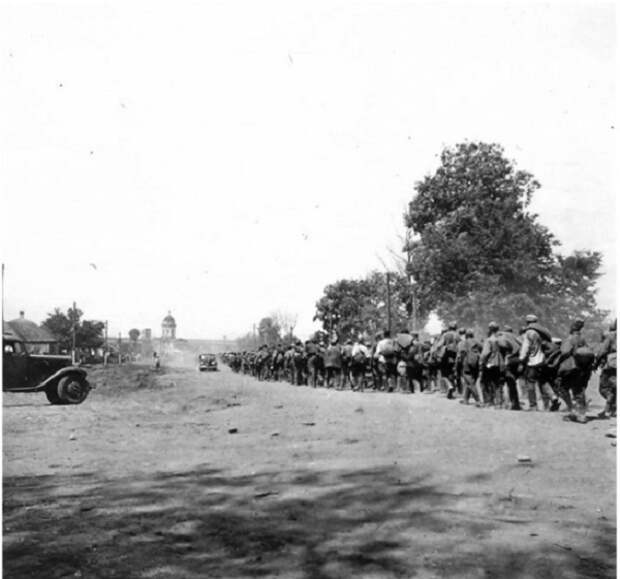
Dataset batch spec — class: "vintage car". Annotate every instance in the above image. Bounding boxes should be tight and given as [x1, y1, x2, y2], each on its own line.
[198, 353, 218, 372]
[3, 334, 91, 404]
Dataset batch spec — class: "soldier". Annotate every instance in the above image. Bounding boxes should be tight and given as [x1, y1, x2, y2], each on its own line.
[498, 325, 522, 410]
[454, 327, 467, 395]
[424, 339, 439, 392]
[435, 321, 460, 397]
[341, 339, 354, 390]
[542, 337, 563, 399]
[395, 327, 414, 392]
[306, 339, 321, 388]
[284, 343, 295, 384]
[558, 319, 594, 424]
[293, 340, 306, 385]
[518, 314, 561, 411]
[479, 322, 504, 408]
[258, 345, 271, 381]
[324, 336, 343, 389]
[272, 343, 285, 381]
[374, 329, 398, 392]
[596, 319, 617, 418]
[459, 329, 482, 405]
[351, 337, 370, 391]
[403, 331, 424, 393]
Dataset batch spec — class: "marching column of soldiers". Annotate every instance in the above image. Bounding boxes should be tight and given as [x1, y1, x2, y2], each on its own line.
[221, 315, 616, 423]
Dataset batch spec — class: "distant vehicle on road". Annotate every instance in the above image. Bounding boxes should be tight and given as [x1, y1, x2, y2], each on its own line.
[198, 353, 218, 372]
[3, 334, 91, 404]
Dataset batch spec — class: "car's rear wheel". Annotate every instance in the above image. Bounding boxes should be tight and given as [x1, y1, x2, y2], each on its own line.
[56, 375, 90, 405]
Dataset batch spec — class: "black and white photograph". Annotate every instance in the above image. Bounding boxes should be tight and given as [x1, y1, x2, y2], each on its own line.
[1, 1, 616, 577]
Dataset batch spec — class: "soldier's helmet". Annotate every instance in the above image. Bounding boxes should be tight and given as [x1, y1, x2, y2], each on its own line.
[525, 314, 538, 323]
[571, 319, 585, 332]
[448, 321, 458, 330]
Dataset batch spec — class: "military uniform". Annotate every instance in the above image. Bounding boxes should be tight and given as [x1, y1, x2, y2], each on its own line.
[518, 316, 560, 411]
[435, 323, 460, 396]
[498, 328, 522, 410]
[480, 323, 504, 408]
[558, 321, 592, 423]
[351, 341, 370, 391]
[459, 332, 482, 404]
[596, 324, 617, 417]
[324, 342, 343, 389]
[375, 332, 398, 392]
[341, 341, 354, 390]
[305, 340, 321, 387]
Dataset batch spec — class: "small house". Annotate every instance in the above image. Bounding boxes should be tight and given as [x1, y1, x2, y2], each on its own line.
[8, 311, 59, 354]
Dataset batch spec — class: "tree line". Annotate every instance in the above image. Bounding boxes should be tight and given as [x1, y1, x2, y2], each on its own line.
[42, 306, 105, 351]
[314, 142, 608, 340]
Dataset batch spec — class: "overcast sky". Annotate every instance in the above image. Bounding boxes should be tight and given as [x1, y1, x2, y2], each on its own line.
[1, 1, 615, 340]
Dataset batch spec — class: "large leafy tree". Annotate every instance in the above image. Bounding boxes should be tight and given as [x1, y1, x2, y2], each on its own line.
[314, 271, 414, 338]
[42, 306, 105, 350]
[404, 142, 607, 335]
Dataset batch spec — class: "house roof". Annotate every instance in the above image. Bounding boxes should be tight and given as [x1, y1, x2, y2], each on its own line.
[8, 316, 58, 343]
[3, 321, 21, 340]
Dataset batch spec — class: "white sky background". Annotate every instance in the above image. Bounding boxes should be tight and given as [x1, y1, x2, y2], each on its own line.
[0, 0, 616, 340]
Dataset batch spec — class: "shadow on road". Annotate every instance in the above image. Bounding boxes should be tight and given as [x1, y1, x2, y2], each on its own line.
[4, 464, 615, 579]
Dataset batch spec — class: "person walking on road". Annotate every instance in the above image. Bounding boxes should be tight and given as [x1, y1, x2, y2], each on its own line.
[480, 322, 504, 408]
[518, 315, 560, 411]
[596, 319, 617, 418]
[558, 319, 594, 424]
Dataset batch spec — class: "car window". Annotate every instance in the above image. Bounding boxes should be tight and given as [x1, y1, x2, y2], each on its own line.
[4, 342, 25, 354]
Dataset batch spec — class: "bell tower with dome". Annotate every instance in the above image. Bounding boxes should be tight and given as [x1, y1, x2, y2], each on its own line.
[161, 311, 177, 341]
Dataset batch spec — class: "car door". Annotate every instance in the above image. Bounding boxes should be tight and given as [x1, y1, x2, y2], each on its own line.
[3, 341, 29, 390]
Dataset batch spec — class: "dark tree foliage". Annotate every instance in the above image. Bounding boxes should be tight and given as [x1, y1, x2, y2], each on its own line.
[78, 320, 106, 348]
[42, 307, 105, 350]
[404, 142, 607, 336]
[310, 330, 330, 344]
[314, 271, 415, 338]
[128, 329, 140, 342]
[42, 307, 75, 346]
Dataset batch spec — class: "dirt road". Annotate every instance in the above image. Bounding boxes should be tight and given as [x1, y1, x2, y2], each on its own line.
[3, 364, 616, 578]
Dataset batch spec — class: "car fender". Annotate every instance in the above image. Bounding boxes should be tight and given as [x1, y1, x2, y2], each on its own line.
[36, 367, 90, 392]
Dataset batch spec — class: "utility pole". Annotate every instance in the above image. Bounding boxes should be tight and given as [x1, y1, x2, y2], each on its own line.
[71, 301, 77, 364]
[103, 320, 109, 365]
[118, 332, 122, 365]
[403, 232, 417, 333]
[386, 272, 392, 334]
[1, 264, 5, 332]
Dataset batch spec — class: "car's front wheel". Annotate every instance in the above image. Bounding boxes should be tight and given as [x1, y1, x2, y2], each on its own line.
[55, 375, 90, 405]
[45, 384, 61, 404]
